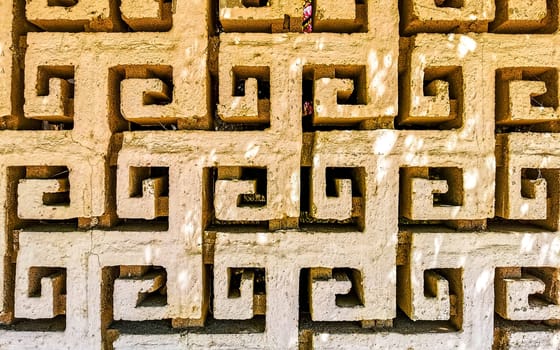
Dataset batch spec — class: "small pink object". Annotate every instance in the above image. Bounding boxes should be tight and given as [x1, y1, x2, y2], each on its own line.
[303, 100, 314, 116]
[303, 1, 312, 33]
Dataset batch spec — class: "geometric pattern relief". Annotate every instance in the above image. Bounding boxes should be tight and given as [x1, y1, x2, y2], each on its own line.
[0, 0, 559, 349]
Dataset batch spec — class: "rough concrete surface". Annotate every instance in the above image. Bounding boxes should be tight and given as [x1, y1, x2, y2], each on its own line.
[0, 0, 559, 349]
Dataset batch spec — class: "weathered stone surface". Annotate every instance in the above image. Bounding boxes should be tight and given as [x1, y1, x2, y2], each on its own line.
[0, 0, 559, 349]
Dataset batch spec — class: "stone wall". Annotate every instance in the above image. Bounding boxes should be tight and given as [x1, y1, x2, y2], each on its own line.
[0, 0, 559, 349]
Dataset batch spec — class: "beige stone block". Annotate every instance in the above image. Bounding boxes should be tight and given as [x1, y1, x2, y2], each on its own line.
[25, 0, 118, 31]
[17, 178, 72, 219]
[497, 80, 560, 125]
[313, 0, 367, 32]
[89, 231, 207, 324]
[16, 168, 99, 221]
[117, 129, 300, 237]
[312, 78, 374, 124]
[496, 165, 548, 220]
[399, 36, 474, 131]
[213, 268, 261, 320]
[398, 266, 452, 321]
[399, 164, 490, 221]
[315, 0, 355, 21]
[214, 230, 396, 348]
[11, 230, 90, 345]
[120, 78, 176, 125]
[120, 0, 172, 31]
[218, 0, 302, 32]
[495, 273, 560, 320]
[113, 270, 167, 321]
[400, 79, 455, 124]
[309, 168, 352, 221]
[218, 31, 398, 131]
[499, 329, 560, 350]
[495, 133, 560, 227]
[390, 231, 502, 348]
[24, 77, 73, 122]
[308, 268, 359, 321]
[401, 175, 459, 220]
[488, 37, 560, 129]
[506, 0, 548, 21]
[491, 0, 551, 32]
[401, 0, 495, 34]
[14, 269, 66, 319]
[214, 179, 273, 221]
[117, 167, 169, 220]
[218, 68, 270, 123]
[23, 0, 209, 137]
[0, 0, 11, 119]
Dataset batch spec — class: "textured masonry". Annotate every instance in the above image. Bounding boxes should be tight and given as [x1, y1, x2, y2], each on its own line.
[0, 0, 560, 349]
